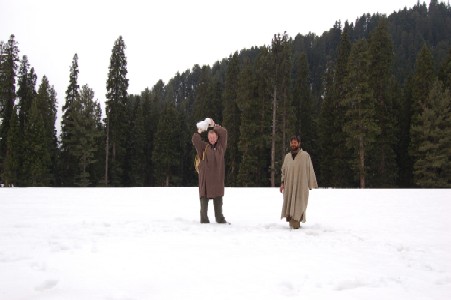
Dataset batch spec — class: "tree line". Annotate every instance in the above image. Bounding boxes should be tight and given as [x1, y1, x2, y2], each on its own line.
[1, 0, 450, 188]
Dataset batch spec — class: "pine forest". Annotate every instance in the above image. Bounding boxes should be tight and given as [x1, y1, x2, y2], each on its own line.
[0, 0, 450, 188]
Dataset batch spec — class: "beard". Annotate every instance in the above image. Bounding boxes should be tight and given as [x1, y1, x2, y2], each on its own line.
[290, 145, 300, 152]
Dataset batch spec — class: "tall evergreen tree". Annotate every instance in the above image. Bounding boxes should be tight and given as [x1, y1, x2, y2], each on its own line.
[398, 77, 415, 187]
[123, 95, 146, 186]
[2, 106, 19, 186]
[152, 102, 181, 186]
[0, 35, 19, 178]
[73, 85, 102, 186]
[36, 76, 58, 185]
[411, 79, 451, 187]
[236, 57, 261, 186]
[140, 87, 158, 186]
[409, 45, 436, 185]
[192, 65, 216, 122]
[105, 36, 129, 186]
[438, 49, 451, 89]
[367, 18, 398, 187]
[92, 100, 105, 186]
[292, 52, 314, 151]
[17, 56, 37, 134]
[60, 53, 80, 186]
[270, 32, 293, 187]
[318, 60, 336, 186]
[17, 63, 42, 185]
[222, 52, 241, 186]
[21, 99, 51, 186]
[342, 39, 380, 188]
[319, 24, 354, 187]
[237, 48, 272, 186]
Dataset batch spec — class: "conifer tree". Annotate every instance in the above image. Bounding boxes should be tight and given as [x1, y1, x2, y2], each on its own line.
[411, 79, 451, 187]
[36, 76, 58, 185]
[222, 52, 241, 186]
[367, 18, 398, 187]
[292, 52, 314, 151]
[22, 99, 51, 186]
[409, 45, 436, 184]
[16, 58, 45, 185]
[105, 36, 129, 186]
[0, 35, 19, 177]
[319, 24, 354, 187]
[165, 79, 194, 186]
[17, 56, 37, 134]
[192, 65, 215, 122]
[270, 32, 293, 187]
[255, 47, 274, 186]
[342, 39, 380, 188]
[123, 96, 146, 186]
[60, 54, 80, 186]
[2, 106, 19, 186]
[73, 85, 102, 186]
[318, 61, 336, 186]
[140, 88, 157, 186]
[236, 58, 260, 186]
[438, 49, 451, 89]
[237, 48, 272, 186]
[152, 102, 181, 186]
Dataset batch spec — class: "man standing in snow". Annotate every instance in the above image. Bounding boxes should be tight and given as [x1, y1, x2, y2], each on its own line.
[192, 118, 228, 224]
[280, 135, 318, 229]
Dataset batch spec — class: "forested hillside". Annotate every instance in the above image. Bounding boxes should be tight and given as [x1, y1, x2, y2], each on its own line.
[1, 0, 450, 187]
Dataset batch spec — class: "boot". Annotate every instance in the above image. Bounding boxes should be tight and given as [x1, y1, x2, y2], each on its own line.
[200, 198, 209, 223]
[289, 219, 300, 229]
[213, 197, 227, 223]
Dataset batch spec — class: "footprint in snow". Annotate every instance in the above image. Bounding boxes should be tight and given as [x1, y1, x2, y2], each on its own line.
[35, 279, 58, 291]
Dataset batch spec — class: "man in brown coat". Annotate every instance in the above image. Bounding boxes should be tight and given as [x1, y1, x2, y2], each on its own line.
[280, 135, 318, 229]
[192, 119, 227, 223]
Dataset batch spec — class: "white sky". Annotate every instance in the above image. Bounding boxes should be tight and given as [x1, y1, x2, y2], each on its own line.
[1, 0, 419, 120]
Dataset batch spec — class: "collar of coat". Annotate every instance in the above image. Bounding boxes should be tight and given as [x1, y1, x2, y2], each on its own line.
[290, 148, 301, 159]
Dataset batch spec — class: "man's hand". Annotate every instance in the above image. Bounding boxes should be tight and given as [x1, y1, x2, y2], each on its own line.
[279, 183, 284, 193]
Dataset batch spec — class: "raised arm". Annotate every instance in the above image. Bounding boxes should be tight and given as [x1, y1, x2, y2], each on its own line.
[214, 125, 227, 150]
[192, 132, 207, 156]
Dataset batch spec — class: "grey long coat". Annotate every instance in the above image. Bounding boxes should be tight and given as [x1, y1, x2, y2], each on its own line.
[192, 126, 227, 199]
[281, 149, 318, 223]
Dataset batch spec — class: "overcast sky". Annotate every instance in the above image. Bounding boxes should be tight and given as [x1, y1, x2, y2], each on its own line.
[1, 0, 420, 120]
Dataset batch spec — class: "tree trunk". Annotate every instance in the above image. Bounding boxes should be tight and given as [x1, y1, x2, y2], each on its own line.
[270, 86, 277, 187]
[105, 120, 109, 187]
[359, 136, 365, 188]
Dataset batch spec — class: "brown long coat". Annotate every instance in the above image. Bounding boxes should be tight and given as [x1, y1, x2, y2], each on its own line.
[281, 149, 318, 223]
[192, 126, 227, 199]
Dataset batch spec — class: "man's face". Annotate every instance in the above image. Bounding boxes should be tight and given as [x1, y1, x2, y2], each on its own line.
[208, 130, 218, 145]
[290, 139, 300, 151]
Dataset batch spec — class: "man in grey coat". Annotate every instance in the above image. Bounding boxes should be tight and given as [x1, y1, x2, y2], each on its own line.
[280, 135, 318, 229]
[192, 119, 227, 223]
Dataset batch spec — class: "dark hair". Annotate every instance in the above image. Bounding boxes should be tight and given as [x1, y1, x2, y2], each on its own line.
[290, 135, 301, 143]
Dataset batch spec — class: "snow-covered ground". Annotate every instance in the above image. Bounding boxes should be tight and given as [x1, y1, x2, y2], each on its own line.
[0, 187, 450, 300]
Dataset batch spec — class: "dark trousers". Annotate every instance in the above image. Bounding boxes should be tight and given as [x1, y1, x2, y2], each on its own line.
[200, 197, 226, 223]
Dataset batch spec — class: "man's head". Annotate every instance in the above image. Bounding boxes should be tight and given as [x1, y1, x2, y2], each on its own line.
[290, 135, 301, 151]
[208, 129, 218, 145]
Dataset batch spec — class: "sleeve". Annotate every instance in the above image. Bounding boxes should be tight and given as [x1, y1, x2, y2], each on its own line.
[192, 132, 206, 156]
[215, 126, 228, 150]
[281, 155, 287, 184]
[307, 154, 318, 189]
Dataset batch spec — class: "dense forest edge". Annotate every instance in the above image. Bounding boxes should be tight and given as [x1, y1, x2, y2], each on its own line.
[0, 0, 450, 188]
